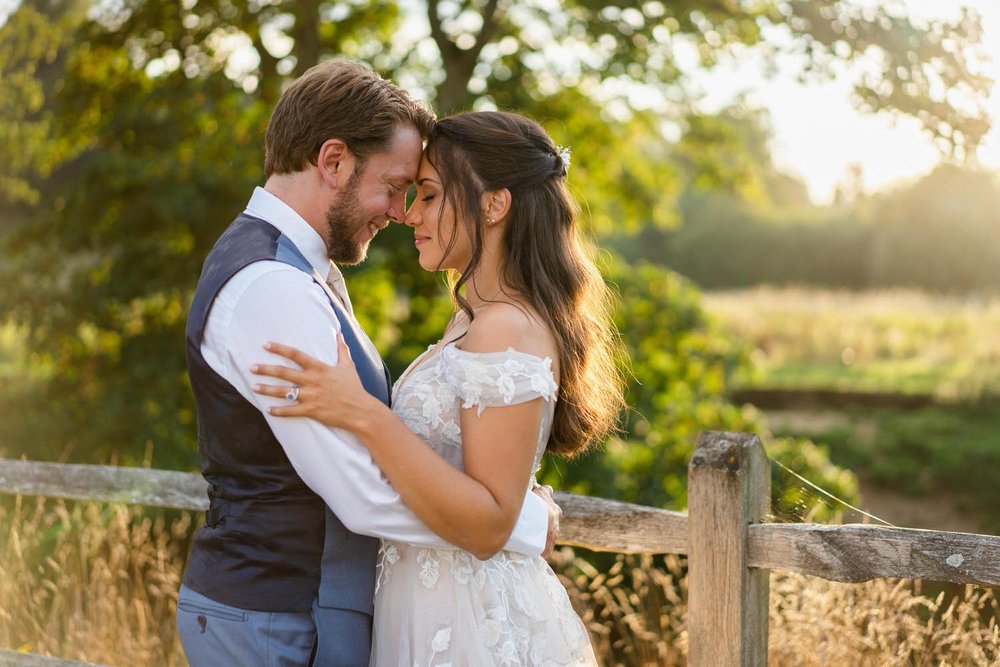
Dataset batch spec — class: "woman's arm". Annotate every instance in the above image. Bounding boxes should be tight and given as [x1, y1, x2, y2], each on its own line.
[252, 307, 556, 559]
[350, 381, 542, 559]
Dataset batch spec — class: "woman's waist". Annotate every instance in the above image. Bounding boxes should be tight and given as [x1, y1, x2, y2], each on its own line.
[379, 540, 538, 566]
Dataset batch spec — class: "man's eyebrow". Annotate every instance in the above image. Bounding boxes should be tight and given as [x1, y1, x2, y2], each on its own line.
[383, 175, 410, 189]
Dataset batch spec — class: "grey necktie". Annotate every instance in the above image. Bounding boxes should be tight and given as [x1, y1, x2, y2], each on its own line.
[326, 264, 354, 316]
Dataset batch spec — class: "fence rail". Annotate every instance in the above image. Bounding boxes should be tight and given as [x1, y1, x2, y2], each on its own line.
[2, 430, 999, 665]
[0, 649, 109, 667]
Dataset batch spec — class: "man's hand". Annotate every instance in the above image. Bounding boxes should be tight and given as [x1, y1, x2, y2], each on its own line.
[532, 482, 562, 559]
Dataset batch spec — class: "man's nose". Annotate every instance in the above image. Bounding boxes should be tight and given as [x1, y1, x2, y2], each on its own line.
[387, 193, 407, 223]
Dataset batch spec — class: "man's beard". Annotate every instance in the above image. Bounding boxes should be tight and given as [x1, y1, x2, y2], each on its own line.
[324, 171, 373, 265]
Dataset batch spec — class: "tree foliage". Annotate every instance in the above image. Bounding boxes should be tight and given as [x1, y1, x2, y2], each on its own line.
[867, 164, 1000, 292]
[0, 2, 80, 209]
[415, 0, 990, 156]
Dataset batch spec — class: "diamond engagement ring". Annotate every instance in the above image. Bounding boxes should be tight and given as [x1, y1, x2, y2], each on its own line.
[285, 386, 300, 402]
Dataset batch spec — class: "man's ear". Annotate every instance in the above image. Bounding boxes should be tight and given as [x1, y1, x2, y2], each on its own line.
[482, 188, 512, 224]
[317, 139, 354, 190]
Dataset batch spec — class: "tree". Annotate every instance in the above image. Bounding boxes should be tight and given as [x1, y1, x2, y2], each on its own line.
[0, 3, 271, 466]
[415, 0, 990, 156]
[0, 1, 83, 211]
[26, 1, 988, 152]
[868, 164, 1000, 292]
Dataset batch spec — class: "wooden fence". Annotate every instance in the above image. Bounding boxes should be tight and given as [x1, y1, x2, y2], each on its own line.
[2, 430, 999, 666]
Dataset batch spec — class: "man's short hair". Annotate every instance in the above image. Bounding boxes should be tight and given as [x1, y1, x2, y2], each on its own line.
[264, 60, 435, 177]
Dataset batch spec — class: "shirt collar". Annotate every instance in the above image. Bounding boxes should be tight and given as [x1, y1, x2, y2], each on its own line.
[244, 187, 331, 277]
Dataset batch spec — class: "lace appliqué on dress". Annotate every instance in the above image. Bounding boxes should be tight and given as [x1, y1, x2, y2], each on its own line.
[439, 344, 558, 416]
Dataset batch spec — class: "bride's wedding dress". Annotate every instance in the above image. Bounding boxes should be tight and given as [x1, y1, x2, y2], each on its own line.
[370, 342, 598, 666]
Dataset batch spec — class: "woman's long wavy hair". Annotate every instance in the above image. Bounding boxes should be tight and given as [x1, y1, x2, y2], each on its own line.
[425, 111, 625, 457]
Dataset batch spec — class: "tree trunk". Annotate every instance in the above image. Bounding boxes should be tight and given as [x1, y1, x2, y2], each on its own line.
[292, 0, 322, 76]
[436, 57, 476, 114]
[428, 0, 502, 114]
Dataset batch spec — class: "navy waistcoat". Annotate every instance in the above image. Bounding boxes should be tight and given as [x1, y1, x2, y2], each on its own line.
[182, 213, 390, 613]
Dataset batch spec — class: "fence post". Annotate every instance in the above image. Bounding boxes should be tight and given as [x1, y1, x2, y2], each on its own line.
[687, 431, 770, 666]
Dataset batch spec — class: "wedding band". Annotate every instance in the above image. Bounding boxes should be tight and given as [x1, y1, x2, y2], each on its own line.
[285, 386, 299, 402]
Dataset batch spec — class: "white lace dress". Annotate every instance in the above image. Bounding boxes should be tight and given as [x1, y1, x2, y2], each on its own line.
[370, 342, 598, 667]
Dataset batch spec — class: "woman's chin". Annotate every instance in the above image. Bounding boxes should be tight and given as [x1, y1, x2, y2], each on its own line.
[416, 252, 457, 273]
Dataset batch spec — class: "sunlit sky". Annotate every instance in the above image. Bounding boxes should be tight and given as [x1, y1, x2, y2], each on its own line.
[2, 0, 997, 204]
[696, 0, 1000, 203]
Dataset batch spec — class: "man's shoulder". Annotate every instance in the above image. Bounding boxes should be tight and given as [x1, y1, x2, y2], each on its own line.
[224, 260, 321, 309]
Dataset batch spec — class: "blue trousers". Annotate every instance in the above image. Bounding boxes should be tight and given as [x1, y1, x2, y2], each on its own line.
[312, 600, 372, 667]
[176, 585, 371, 667]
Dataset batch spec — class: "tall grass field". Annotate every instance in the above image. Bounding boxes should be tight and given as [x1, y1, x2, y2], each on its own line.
[703, 287, 1000, 400]
[704, 287, 1000, 531]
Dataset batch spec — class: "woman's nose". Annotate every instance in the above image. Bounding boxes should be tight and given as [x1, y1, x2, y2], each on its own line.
[403, 205, 420, 227]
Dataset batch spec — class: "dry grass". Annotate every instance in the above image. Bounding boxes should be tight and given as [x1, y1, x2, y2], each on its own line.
[2, 499, 999, 666]
[767, 573, 1000, 666]
[0, 497, 189, 666]
[553, 551, 688, 665]
[552, 550, 1000, 667]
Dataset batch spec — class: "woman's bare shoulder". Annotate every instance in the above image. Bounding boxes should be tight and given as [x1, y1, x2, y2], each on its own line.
[460, 301, 557, 361]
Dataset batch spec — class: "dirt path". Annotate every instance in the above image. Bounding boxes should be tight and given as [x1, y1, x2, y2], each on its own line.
[855, 475, 981, 534]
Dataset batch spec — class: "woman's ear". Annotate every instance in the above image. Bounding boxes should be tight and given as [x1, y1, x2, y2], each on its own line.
[482, 188, 512, 225]
[317, 139, 354, 190]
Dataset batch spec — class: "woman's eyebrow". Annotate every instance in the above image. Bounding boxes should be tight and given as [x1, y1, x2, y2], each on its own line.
[416, 177, 440, 186]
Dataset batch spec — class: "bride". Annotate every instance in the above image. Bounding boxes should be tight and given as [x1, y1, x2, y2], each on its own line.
[251, 110, 624, 666]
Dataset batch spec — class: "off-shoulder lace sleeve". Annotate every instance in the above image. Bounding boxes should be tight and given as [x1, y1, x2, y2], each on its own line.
[440, 343, 558, 416]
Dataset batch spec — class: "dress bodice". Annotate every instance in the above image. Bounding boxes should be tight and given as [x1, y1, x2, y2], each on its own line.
[391, 341, 559, 477]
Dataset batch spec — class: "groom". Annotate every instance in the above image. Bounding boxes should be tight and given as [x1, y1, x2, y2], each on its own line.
[177, 60, 556, 666]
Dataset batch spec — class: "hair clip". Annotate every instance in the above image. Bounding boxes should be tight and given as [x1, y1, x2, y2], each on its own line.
[556, 145, 571, 175]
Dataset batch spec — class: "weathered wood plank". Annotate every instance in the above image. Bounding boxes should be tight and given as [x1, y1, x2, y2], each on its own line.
[0, 460, 208, 511]
[687, 431, 770, 667]
[748, 523, 1000, 587]
[554, 491, 688, 554]
[0, 460, 688, 553]
[6, 457, 1000, 590]
[0, 648, 107, 667]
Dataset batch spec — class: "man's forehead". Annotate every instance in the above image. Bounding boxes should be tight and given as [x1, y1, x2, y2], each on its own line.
[384, 160, 419, 182]
[379, 126, 423, 180]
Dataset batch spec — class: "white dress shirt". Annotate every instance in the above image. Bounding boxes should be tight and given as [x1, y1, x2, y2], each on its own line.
[200, 187, 547, 553]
